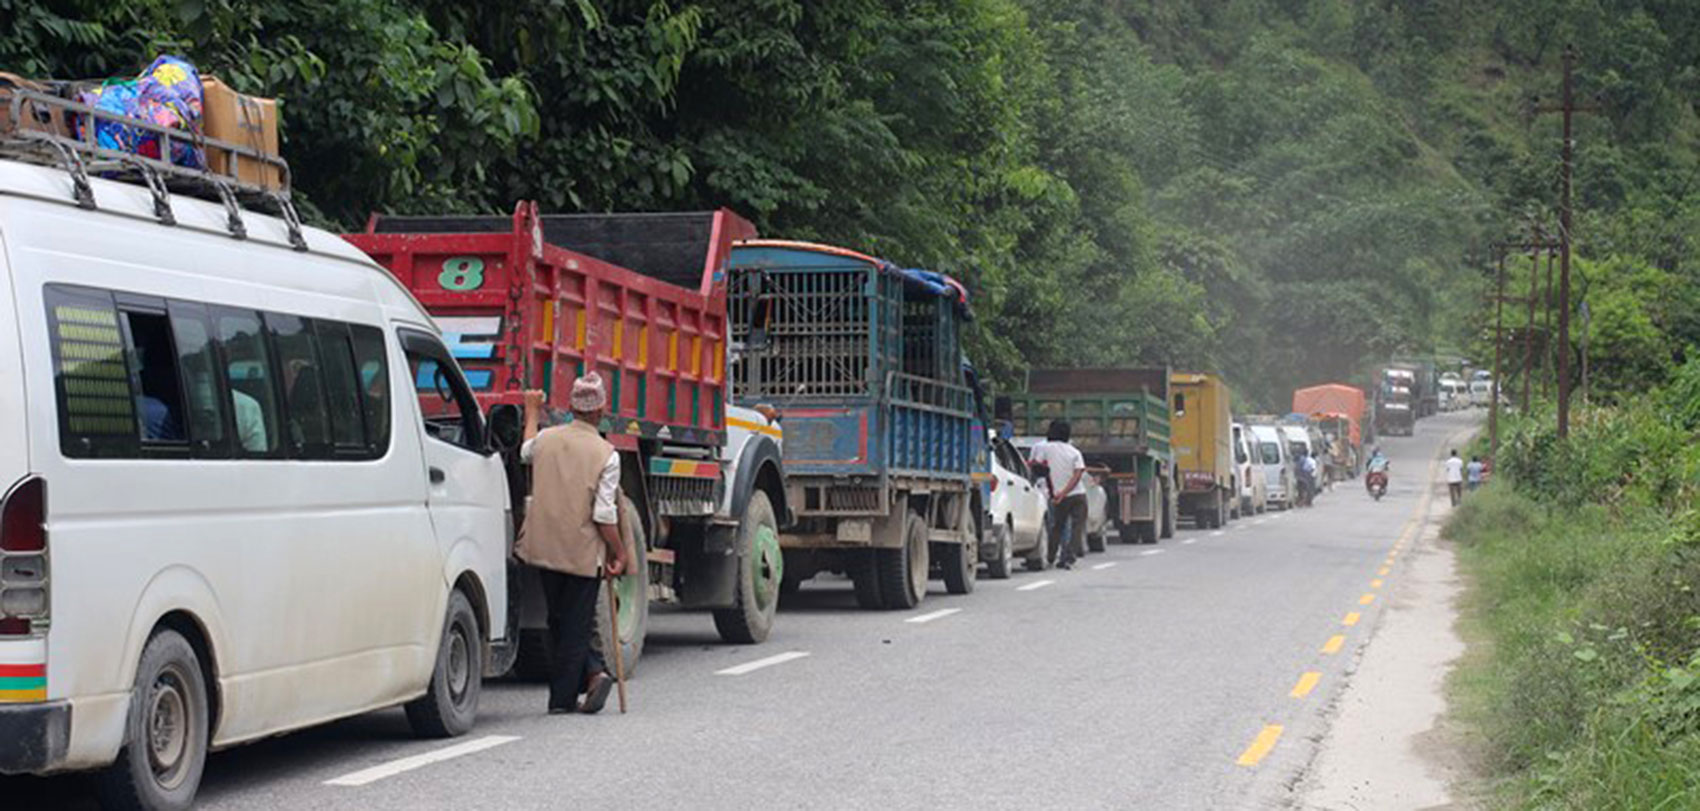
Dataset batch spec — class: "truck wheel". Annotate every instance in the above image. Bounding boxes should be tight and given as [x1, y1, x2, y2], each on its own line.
[941, 525, 977, 596]
[1025, 522, 1053, 571]
[877, 511, 929, 609]
[405, 589, 483, 738]
[714, 490, 782, 644]
[1160, 484, 1176, 539]
[597, 495, 648, 675]
[850, 550, 883, 609]
[985, 523, 1014, 580]
[95, 629, 209, 811]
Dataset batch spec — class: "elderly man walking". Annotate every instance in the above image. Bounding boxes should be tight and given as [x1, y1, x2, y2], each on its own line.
[518, 372, 632, 715]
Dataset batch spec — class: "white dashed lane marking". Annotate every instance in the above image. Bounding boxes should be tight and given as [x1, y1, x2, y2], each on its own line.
[325, 736, 521, 787]
[716, 651, 811, 676]
[905, 608, 962, 624]
[1017, 579, 1056, 592]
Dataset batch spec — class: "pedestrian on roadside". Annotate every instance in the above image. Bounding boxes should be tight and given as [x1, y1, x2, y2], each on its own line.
[1030, 419, 1089, 569]
[1466, 455, 1485, 493]
[517, 374, 632, 715]
[1445, 449, 1464, 506]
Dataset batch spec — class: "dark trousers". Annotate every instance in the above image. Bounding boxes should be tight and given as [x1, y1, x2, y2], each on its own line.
[1050, 494, 1087, 566]
[1448, 482, 1463, 506]
[538, 569, 606, 711]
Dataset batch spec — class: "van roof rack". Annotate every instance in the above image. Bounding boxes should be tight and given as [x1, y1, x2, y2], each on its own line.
[0, 86, 306, 251]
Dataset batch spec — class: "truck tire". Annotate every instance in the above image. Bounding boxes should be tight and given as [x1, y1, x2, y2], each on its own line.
[1160, 483, 1176, 539]
[877, 510, 929, 609]
[95, 629, 209, 811]
[1024, 522, 1053, 571]
[597, 495, 648, 675]
[714, 490, 782, 644]
[985, 522, 1014, 579]
[941, 537, 976, 595]
[850, 550, 883, 609]
[405, 589, 483, 738]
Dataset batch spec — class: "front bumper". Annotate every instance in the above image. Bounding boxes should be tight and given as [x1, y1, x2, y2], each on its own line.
[0, 700, 71, 774]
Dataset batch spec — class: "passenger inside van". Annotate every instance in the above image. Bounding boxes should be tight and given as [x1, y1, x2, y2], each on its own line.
[127, 313, 185, 442]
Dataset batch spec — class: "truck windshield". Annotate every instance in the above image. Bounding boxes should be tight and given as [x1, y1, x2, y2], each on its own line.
[1259, 442, 1281, 464]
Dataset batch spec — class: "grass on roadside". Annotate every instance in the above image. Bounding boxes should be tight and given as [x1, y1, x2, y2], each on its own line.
[1446, 486, 1700, 809]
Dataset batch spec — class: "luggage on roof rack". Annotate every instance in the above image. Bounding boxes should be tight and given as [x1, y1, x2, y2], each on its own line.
[0, 84, 306, 250]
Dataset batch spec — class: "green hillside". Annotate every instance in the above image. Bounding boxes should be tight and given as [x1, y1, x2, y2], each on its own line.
[6, 0, 1698, 405]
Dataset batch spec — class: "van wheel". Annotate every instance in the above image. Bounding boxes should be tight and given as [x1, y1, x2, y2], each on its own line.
[97, 629, 209, 811]
[714, 491, 781, 644]
[406, 589, 483, 738]
[598, 495, 649, 675]
[877, 511, 929, 609]
[985, 523, 1014, 580]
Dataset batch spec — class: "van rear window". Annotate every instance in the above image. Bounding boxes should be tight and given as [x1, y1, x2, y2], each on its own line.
[46, 286, 137, 457]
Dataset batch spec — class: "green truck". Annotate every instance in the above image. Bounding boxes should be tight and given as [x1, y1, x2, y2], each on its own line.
[997, 368, 1176, 543]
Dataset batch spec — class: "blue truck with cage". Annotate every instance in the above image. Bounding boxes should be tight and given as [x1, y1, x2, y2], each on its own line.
[727, 240, 989, 610]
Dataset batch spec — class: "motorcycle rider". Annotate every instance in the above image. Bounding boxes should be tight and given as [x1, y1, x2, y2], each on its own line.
[1365, 447, 1390, 495]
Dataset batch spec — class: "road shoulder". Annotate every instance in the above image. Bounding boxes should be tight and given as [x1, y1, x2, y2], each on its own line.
[1295, 488, 1475, 810]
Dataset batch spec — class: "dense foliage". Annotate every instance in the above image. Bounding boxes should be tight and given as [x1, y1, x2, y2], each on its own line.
[5, 1, 1699, 406]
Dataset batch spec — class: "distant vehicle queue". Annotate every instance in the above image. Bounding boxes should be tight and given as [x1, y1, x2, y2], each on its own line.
[0, 77, 1472, 811]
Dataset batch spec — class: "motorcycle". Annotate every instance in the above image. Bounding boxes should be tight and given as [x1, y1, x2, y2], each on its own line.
[1366, 470, 1388, 501]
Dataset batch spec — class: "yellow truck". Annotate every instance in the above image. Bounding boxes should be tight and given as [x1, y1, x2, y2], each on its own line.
[1170, 372, 1235, 528]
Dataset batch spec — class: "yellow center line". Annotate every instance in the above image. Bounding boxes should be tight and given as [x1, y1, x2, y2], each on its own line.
[1359, 593, 1376, 605]
[1290, 671, 1322, 698]
[1236, 725, 1285, 767]
[1322, 634, 1346, 654]
[1342, 612, 1360, 626]
[1371, 579, 1384, 589]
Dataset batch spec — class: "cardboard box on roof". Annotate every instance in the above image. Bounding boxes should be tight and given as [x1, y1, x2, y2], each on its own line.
[202, 77, 282, 190]
[0, 73, 72, 139]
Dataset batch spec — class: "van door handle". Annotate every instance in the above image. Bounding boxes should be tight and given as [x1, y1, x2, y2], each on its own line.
[429, 467, 446, 484]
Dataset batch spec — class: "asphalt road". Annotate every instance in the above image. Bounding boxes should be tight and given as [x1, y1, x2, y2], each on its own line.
[7, 411, 1478, 810]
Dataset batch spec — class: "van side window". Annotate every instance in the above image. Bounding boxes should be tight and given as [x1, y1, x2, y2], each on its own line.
[267, 314, 332, 458]
[168, 302, 231, 456]
[45, 285, 137, 457]
[213, 308, 281, 456]
[349, 326, 391, 456]
[312, 321, 366, 452]
[120, 309, 188, 447]
[400, 330, 483, 452]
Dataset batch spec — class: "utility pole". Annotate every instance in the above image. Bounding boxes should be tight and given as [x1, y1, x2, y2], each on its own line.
[1532, 44, 1593, 437]
[1522, 232, 1539, 413]
[1541, 245, 1555, 400]
[1580, 300, 1591, 407]
[1490, 248, 1507, 463]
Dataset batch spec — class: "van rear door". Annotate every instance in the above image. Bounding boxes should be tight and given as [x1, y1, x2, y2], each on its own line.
[0, 227, 26, 490]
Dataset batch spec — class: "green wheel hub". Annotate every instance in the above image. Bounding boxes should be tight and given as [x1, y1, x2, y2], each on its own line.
[752, 523, 783, 612]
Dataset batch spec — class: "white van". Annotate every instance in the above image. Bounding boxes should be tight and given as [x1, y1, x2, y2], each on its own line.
[1231, 422, 1265, 516]
[0, 153, 510, 809]
[1248, 424, 1291, 510]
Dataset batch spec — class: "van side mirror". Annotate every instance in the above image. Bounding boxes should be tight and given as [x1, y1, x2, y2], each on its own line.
[487, 403, 522, 453]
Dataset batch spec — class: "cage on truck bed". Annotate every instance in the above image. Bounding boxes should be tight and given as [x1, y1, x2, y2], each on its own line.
[344, 203, 792, 668]
[728, 241, 986, 610]
[999, 367, 1176, 543]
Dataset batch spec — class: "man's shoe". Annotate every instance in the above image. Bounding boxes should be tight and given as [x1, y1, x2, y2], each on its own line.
[548, 705, 574, 715]
[578, 671, 615, 714]
[1057, 560, 1073, 570]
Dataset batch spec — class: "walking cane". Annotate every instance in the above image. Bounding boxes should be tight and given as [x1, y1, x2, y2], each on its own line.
[606, 508, 631, 714]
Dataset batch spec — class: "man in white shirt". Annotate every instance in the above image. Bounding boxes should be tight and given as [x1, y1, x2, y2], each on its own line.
[1029, 420, 1089, 570]
[1445, 449, 1465, 506]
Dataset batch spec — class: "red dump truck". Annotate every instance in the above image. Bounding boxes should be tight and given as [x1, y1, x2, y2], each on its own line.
[1292, 383, 1367, 481]
[344, 203, 790, 674]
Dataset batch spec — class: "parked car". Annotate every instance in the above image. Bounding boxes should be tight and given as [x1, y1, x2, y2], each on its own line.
[1250, 424, 1293, 510]
[1232, 422, 1267, 516]
[984, 434, 1052, 576]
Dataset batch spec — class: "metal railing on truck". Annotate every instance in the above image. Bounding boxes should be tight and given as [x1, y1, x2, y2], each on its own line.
[0, 85, 306, 249]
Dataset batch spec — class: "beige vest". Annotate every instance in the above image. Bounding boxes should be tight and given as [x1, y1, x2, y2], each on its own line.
[517, 421, 615, 577]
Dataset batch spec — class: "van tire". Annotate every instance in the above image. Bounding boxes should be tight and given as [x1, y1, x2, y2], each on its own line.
[406, 589, 483, 738]
[96, 629, 209, 811]
[877, 511, 929, 609]
[714, 491, 781, 644]
[598, 494, 649, 675]
[1025, 522, 1053, 571]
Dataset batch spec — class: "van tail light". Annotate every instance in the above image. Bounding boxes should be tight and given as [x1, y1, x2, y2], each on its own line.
[988, 476, 999, 492]
[0, 477, 48, 636]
